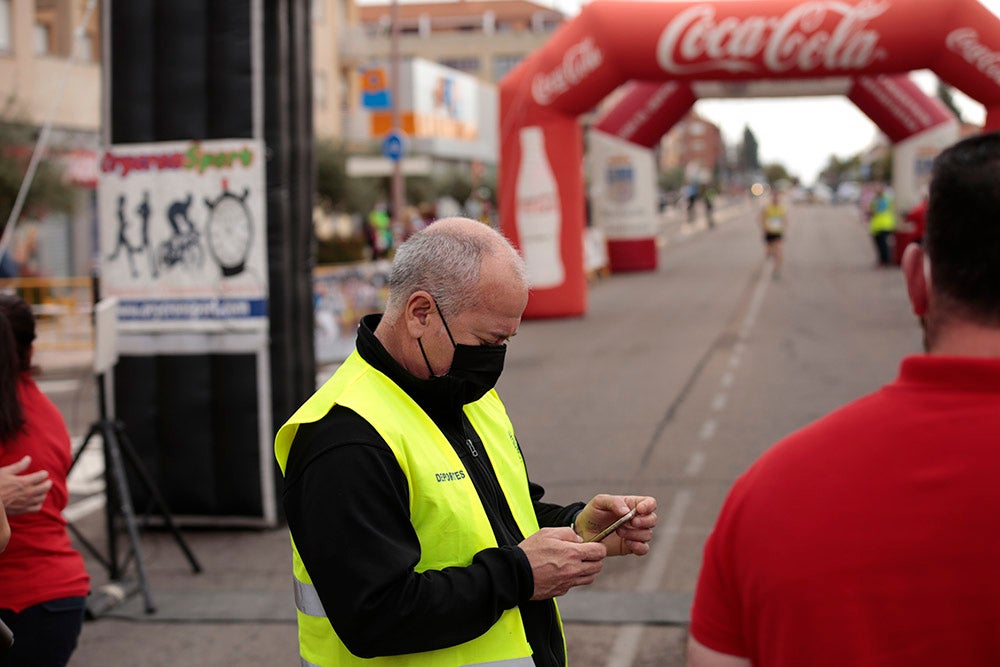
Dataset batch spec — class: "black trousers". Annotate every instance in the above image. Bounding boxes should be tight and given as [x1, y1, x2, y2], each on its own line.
[0, 597, 85, 667]
[873, 231, 893, 266]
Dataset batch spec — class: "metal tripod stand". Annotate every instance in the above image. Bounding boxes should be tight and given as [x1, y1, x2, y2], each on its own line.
[67, 370, 201, 615]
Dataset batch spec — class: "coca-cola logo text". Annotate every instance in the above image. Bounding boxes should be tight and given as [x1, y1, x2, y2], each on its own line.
[531, 37, 603, 106]
[947, 28, 1000, 88]
[517, 193, 559, 215]
[657, 1, 888, 75]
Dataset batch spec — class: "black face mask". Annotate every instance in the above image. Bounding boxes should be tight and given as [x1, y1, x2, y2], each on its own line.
[418, 300, 507, 405]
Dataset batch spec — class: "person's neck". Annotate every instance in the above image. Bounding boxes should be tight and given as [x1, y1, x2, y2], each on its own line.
[373, 314, 425, 379]
[929, 321, 1000, 358]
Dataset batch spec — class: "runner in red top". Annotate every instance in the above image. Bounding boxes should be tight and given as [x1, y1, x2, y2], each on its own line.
[688, 132, 1000, 666]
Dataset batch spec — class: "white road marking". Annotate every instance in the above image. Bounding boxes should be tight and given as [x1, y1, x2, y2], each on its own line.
[603, 490, 694, 667]
[698, 419, 717, 441]
[604, 261, 774, 666]
[683, 450, 706, 477]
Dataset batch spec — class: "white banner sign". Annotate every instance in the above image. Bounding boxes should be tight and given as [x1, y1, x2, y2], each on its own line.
[587, 130, 658, 240]
[97, 139, 269, 331]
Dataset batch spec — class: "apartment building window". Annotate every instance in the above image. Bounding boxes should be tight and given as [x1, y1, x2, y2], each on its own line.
[34, 0, 59, 56]
[438, 57, 479, 74]
[493, 54, 522, 82]
[34, 22, 51, 55]
[0, 0, 10, 52]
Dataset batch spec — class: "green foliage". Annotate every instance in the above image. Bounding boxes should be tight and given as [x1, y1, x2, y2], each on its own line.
[405, 176, 435, 207]
[763, 162, 790, 185]
[0, 100, 76, 230]
[869, 152, 893, 183]
[317, 236, 368, 264]
[658, 167, 685, 192]
[936, 81, 964, 124]
[315, 140, 502, 222]
[435, 170, 473, 204]
[740, 125, 760, 172]
[315, 139, 385, 215]
[820, 154, 863, 186]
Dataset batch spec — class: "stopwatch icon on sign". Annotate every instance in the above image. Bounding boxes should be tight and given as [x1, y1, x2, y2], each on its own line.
[204, 183, 253, 277]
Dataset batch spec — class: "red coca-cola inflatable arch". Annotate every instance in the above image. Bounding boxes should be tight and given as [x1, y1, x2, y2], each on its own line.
[500, 0, 1000, 318]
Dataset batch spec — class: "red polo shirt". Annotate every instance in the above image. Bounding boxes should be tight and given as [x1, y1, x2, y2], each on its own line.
[691, 355, 1000, 666]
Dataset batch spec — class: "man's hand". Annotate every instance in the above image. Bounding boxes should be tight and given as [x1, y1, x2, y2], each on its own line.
[519, 527, 606, 600]
[574, 494, 657, 557]
[0, 456, 52, 514]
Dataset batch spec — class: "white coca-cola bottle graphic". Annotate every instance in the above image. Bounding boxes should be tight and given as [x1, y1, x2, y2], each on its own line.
[515, 126, 565, 289]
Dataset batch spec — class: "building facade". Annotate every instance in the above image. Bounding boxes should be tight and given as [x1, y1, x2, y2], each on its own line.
[348, 0, 565, 85]
[659, 112, 725, 184]
[313, 0, 360, 140]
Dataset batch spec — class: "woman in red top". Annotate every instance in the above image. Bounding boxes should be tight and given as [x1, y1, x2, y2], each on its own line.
[0, 294, 89, 667]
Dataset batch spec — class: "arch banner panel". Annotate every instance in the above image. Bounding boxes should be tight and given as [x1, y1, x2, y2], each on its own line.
[594, 81, 697, 150]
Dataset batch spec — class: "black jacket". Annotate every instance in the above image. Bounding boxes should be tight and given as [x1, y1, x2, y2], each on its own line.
[283, 314, 584, 665]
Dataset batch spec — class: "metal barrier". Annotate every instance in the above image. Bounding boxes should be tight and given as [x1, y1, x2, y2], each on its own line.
[0, 277, 94, 350]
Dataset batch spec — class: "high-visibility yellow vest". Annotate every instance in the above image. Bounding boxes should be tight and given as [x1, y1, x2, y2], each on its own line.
[275, 350, 557, 667]
[869, 195, 896, 233]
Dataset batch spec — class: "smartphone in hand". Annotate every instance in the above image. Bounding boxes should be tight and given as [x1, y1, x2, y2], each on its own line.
[587, 507, 638, 543]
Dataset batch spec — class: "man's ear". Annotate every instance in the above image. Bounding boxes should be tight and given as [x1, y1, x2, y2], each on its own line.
[404, 291, 435, 339]
[901, 242, 929, 317]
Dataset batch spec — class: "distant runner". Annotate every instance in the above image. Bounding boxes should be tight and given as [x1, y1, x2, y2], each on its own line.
[760, 189, 788, 278]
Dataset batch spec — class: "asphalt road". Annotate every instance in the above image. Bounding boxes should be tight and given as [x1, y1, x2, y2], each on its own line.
[45, 199, 922, 666]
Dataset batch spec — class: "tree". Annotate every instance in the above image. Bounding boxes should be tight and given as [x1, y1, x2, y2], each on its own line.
[0, 100, 75, 234]
[763, 162, 790, 185]
[819, 154, 862, 187]
[315, 139, 383, 215]
[658, 166, 685, 192]
[739, 125, 760, 172]
[936, 81, 964, 124]
[869, 151, 893, 183]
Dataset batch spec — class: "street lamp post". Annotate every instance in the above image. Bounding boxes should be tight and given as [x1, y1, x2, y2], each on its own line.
[390, 0, 404, 235]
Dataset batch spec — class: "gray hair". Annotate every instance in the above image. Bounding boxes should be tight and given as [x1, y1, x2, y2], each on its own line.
[385, 221, 526, 317]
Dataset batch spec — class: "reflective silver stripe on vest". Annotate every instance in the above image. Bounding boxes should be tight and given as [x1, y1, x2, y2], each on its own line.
[294, 579, 326, 617]
[302, 655, 532, 667]
[296, 579, 532, 667]
[301, 652, 533, 667]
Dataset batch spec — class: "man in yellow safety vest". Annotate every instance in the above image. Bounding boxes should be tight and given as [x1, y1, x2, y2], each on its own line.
[275, 217, 658, 667]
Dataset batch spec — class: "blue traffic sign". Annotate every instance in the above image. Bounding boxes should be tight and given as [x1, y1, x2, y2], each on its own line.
[382, 132, 405, 161]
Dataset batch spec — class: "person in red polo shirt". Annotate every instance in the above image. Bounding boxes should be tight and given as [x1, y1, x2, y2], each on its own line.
[688, 132, 1000, 667]
[0, 295, 90, 667]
